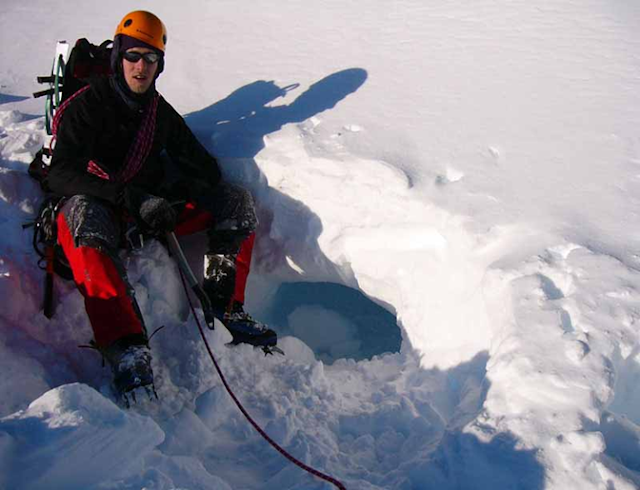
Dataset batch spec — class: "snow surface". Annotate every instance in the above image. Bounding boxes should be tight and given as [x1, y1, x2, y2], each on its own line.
[2, 0, 640, 488]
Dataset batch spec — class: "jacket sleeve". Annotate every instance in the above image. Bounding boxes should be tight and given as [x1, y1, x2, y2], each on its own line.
[164, 104, 222, 189]
[47, 90, 123, 204]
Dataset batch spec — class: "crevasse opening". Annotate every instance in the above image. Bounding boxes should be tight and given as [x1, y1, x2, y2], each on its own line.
[263, 281, 402, 364]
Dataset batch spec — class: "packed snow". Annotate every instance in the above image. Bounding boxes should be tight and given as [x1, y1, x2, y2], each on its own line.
[2, 0, 640, 489]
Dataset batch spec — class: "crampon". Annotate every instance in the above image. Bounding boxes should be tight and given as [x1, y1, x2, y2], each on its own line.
[222, 302, 284, 356]
[105, 343, 159, 408]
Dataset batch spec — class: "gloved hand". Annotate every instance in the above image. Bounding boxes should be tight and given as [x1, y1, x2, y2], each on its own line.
[121, 187, 177, 233]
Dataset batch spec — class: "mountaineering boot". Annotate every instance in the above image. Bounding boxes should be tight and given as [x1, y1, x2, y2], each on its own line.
[223, 301, 278, 349]
[103, 340, 155, 396]
[203, 253, 281, 354]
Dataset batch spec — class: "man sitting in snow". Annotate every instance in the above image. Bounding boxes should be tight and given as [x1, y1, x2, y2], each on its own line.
[46, 10, 276, 397]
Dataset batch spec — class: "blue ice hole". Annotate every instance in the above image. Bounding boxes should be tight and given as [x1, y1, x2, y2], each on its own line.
[264, 282, 402, 364]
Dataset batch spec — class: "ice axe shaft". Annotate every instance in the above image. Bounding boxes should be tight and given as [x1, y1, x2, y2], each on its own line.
[166, 232, 217, 329]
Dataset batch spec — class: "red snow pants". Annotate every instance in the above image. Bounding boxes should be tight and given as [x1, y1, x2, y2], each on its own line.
[56, 191, 256, 348]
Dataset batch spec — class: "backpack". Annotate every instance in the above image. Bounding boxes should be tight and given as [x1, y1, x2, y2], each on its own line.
[26, 38, 113, 318]
[29, 39, 113, 189]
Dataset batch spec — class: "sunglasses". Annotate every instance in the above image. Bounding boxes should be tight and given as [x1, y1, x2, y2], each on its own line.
[123, 51, 162, 64]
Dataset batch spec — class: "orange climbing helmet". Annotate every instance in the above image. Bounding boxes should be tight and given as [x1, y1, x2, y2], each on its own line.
[115, 10, 167, 53]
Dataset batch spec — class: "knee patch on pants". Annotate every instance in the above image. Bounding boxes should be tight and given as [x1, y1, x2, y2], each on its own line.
[56, 195, 145, 348]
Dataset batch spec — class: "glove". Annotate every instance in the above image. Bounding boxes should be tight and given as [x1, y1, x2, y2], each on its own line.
[122, 187, 177, 233]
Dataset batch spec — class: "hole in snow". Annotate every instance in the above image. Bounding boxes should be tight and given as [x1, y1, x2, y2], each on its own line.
[264, 282, 402, 364]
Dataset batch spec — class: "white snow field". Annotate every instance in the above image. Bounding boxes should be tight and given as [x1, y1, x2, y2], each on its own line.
[2, 0, 640, 489]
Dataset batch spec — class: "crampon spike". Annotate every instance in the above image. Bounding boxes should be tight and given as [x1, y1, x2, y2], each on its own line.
[144, 385, 159, 401]
[263, 345, 285, 356]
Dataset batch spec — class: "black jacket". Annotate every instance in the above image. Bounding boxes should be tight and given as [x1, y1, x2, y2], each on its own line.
[47, 76, 221, 204]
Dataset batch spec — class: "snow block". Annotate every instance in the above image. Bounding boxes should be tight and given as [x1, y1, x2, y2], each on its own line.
[0, 383, 165, 490]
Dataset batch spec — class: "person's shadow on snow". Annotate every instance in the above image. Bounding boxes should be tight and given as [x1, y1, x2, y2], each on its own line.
[182, 69, 368, 280]
[185, 68, 368, 161]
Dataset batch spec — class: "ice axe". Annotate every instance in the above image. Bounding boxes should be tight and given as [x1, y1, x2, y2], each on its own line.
[165, 231, 217, 330]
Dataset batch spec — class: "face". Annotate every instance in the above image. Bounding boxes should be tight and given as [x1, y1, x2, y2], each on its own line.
[122, 48, 159, 94]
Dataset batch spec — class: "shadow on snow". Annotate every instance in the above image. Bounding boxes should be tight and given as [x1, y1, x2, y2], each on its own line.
[0, 93, 29, 105]
[335, 352, 545, 489]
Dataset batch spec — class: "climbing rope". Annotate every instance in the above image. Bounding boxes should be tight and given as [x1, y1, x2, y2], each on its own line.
[177, 268, 347, 489]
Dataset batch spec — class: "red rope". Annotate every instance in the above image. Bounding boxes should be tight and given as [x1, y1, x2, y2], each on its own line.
[51, 85, 91, 138]
[117, 94, 160, 183]
[50, 83, 159, 184]
[49, 84, 92, 153]
[177, 270, 347, 489]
